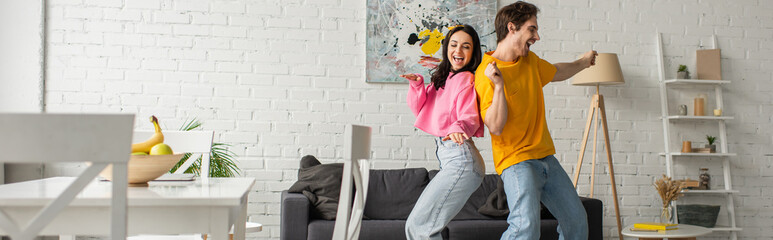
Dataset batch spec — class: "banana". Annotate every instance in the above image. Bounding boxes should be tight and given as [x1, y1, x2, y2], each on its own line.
[131, 115, 164, 153]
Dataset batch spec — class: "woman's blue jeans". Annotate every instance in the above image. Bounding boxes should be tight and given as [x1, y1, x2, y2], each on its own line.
[405, 137, 485, 240]
[499, 155, 588, 240]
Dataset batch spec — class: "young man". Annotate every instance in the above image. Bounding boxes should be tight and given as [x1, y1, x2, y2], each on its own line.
[474, 2, 597, 239]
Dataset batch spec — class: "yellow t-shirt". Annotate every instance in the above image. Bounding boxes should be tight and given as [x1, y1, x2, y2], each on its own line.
[474, 51, 557, 174]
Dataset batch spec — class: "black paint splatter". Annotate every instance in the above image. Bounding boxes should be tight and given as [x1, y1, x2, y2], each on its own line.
[407, 33, 420, 45]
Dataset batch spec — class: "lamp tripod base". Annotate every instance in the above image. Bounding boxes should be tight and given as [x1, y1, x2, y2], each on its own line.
[572, 89, 623, 240]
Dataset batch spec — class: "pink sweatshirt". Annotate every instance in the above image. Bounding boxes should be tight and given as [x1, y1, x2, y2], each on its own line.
[407, 72, 484, 138]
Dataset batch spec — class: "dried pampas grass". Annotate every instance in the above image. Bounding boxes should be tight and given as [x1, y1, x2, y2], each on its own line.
[654, 174, 686, 222]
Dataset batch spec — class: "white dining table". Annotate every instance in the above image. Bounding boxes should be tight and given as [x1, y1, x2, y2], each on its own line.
[0, 177, 255, 240]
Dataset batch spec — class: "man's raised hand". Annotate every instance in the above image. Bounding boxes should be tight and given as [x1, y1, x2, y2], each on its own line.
[484, 62, 504, 86]
[581, 50, 598, 68]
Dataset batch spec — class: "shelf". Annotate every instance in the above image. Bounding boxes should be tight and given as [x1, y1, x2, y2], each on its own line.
[660, 152, 736, 157]
[663, 79, 731, 85]
[681, 189, 739, 194]
[657, 33, 740, 239]
[665, 115, 734, 120]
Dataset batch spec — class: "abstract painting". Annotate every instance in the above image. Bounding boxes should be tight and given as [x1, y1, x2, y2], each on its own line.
[366, 0, 497, 83]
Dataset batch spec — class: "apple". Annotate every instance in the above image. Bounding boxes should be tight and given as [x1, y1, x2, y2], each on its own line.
[131, 152, 148, 155]
[149, 143, 174, 155]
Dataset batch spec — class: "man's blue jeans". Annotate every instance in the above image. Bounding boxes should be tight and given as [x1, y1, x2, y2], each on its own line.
[500, 155, 588, 240]
[405, 137, 485, 240]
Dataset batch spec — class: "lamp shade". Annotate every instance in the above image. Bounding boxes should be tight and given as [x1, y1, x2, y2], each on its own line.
[571, 53, 625, 86]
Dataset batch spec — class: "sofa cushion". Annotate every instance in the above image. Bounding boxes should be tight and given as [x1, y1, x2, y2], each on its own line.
[365, 168, 429, 220]
[288, 155, 344, 220]
[307, 219, 411, 240]
[445, 219, 559, 240]
[445, 220, 507, 240]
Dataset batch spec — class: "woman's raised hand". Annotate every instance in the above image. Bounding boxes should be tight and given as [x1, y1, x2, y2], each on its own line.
[442, 132, 469, 145]
[484, 62, 503, 86]
[400, 74, 420, 82]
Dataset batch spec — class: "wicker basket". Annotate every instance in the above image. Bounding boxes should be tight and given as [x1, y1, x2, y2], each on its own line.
[676, 204, 720, 228]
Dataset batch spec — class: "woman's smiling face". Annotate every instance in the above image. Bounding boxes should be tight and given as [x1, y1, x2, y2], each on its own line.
[447, 31, 474, 71]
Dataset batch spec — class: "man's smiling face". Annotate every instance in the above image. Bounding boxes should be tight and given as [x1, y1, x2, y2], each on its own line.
[509, 16, 540, 58]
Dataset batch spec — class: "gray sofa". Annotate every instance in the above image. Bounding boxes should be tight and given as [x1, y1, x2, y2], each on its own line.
[281, 168, 602, 240]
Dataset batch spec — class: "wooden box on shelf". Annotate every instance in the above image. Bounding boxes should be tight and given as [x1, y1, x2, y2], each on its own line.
[692, 148, 712, 153]
[677, 179, 701, 189]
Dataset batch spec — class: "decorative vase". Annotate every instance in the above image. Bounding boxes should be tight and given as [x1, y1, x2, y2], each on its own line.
[681, 141, 692, 153]
[660, 204, 674, 223]
[678, 105, 688, 115]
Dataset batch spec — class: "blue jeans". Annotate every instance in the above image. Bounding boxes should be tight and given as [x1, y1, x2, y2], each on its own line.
[405, 137, 485, 240]
[500, 155, 588, 240]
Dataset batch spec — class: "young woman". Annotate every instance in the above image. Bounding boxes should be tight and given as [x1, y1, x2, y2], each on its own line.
[402, 25, 486, 240]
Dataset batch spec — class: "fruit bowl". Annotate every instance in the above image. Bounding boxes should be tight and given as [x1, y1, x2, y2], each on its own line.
[99, 154, 184, 186]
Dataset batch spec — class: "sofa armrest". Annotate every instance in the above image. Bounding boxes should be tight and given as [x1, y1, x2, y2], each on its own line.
[281, 190, 310, 240]
[579, 197, 603, 240]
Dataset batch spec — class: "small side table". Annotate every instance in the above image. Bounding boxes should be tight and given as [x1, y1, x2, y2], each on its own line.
[621, 224, 711, 240]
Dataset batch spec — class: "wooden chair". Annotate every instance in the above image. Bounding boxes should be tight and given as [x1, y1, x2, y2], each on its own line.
[0, 113, 134, 240]
[131, 130, 260, 240]
[332, 124, 372, 240]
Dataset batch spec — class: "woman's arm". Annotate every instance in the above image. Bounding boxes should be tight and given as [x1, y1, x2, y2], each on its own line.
[403, 74, 427, 117]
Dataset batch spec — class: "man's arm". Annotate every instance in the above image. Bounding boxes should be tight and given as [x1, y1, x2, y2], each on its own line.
[552, 50, 598, 82]
[483, 62, 508, 136]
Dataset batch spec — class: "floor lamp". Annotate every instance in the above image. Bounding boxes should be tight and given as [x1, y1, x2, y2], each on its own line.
[570, 53, 624, 240]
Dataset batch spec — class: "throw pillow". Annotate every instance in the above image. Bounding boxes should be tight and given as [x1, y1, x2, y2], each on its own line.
[288, 155, 344, 220]
[477, 175, 509, 218]
[364, 168, 429, 220]
[475, 174, 553, 220]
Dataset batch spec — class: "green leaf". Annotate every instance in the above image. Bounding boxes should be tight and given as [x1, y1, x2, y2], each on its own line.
[706, 135, 716, 145]
[179, 118, 202, 131]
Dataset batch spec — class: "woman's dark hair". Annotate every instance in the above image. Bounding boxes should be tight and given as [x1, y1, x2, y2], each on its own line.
[430, 24, 482, 90]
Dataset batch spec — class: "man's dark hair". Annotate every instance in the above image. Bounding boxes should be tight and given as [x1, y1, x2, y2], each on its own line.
[495, 1, 540, 43]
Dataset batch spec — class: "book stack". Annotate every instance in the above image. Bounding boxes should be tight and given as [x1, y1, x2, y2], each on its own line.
[631, 222, 678, 232]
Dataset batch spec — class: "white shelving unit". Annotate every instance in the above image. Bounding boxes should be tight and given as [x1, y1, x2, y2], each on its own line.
[656, 33, 740, 240]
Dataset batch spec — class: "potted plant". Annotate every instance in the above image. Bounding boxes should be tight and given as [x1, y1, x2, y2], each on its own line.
[677, 65, 690, 79]
[705, 135, 717, 153]
[170, 119, 240, 177]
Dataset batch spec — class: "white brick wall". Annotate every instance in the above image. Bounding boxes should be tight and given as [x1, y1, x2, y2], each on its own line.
[43, 0, 773, 239]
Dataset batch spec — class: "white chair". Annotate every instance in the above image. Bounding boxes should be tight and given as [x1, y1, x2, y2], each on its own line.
[0, 113, 134, 240]
[131, 130, 261, 240]
[332, 124, 372, 240]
